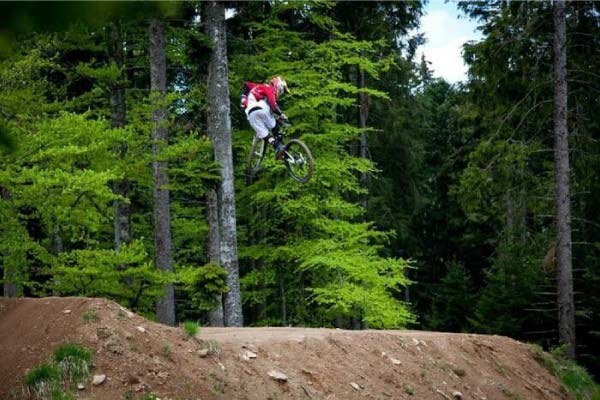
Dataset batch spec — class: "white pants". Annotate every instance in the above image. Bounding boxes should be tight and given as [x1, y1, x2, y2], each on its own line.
[247, 107, 276, 139]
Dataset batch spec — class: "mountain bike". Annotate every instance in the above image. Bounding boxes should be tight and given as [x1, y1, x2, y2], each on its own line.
[246, 121, 314, 184]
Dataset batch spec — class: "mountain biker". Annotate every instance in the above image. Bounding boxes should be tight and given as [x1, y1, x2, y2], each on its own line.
[241, 76, 289, 158]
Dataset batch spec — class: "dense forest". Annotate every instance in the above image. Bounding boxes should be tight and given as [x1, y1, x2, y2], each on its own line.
[1, 0, 599, 379]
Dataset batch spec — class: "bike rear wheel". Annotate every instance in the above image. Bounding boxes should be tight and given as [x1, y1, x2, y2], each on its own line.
[246, 136, 267, 181]
[282, 139, 314, 183]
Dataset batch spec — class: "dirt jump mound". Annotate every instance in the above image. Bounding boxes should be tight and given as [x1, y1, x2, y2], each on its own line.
[0, 297, 566, 399]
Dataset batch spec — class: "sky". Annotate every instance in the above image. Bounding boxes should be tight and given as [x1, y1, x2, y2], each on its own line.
[416, 1, 483, 83]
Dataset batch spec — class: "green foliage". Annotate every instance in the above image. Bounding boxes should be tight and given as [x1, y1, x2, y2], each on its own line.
[25, 364, 60, 387]
[232, 1, 415, 329]
[53, 344, 92, 382]
[178, 263, 229, 315]
[49, 388, 75, 400]
[196, 338, 221, 356]
[138, 394, 160, 400]
[81, 310, 98, 323]
[471, 238, 551, 337]
[24, 343, 93, 399]
[53, 344, 91, 364]
[24, 363, 61, 400]
[454, 1, 600, 377]
[425, 262, 476, 332]
[532, 345, 600, 400]
[0, 119, 15, 151]
[51, 241, 166, 310]
[161, 344, 171, 358]
[182, 321, 199, 338]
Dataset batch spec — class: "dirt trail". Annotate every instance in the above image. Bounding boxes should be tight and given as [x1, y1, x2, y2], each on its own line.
[0, 297, 567, 400]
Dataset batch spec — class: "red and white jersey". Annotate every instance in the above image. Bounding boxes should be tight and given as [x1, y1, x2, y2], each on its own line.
[243, 81, 282, 116]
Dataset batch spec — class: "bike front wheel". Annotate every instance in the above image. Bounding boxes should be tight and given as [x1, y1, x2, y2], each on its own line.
[282, 139, 314, 183]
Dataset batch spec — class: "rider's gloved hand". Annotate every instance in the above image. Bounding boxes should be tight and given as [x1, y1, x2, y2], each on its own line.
[278, 113, 288, 121]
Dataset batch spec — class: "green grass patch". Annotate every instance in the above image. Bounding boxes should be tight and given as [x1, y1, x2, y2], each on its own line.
[162, 344, 171, 358]
[139, 394, 160, 400]
[531, 344, 600, 400]
[25, 364, 61, 399]
[81, 310, 98, 323]
[49, 387, 76, 400]
[182, 321, 199, 338]
[24, 343, 93, 399]
[53, 344, 92, 381]
[197, 338, 221, 356]
[25, 364, 60, 386]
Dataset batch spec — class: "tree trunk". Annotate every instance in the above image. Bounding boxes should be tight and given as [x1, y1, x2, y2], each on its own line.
[357, 65, 370, 330]
[279, 267, 286, 325]
[51, 225, 63, 255]
[3, 278, 17, 297]
[149, 18, 175, 327]
[553, 0, 576, 359]
[108, 21, 131, 255]
[205, 1, 243, 327]
[207, 188, 224, 326]
[358, 65, 369, 207]
[0, 187, 17, 297]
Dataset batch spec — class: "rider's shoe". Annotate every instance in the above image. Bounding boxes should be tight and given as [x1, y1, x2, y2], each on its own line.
[274, 142, 287, 160]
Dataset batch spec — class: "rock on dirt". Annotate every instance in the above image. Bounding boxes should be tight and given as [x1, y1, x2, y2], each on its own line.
[242, 350, 257, 360]
[268, 370, 288, 381]
[389, 357, 402, 365]
[197, 348, 209, 357]
[92, 374, 106, 386]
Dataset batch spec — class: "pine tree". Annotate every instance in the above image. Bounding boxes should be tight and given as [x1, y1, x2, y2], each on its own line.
[107, 20, 132, 257]
[231, 2, 414, 328]
[149, 18, 175, 326]
[205, 0, 243, 327]
[552, 0, 575, 359]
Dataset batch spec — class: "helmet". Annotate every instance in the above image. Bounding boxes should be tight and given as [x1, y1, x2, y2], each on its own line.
[270, 76, 289, 97]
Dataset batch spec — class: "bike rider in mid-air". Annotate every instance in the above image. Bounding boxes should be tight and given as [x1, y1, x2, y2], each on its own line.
[241, 76, 289, 158]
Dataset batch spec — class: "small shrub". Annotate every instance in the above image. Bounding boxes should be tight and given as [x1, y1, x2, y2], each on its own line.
[53, 344, 91, 381]
[50, 386, 75, 400]
[182, 321, 199, 338]
[81, 310, 98, 323]
[139, 394, 160, 400]
[210, 382, 225, 395]
[531, 344, 600, 400]
[495, 361, 507, 377]
[403, 383, 415, 396]
[198, 339, 221, 356]
[161, 344, 171, 358]
[25, 364, 60, 398]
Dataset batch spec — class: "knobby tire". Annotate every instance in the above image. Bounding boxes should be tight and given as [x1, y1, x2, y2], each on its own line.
[283, 139, 314, 183]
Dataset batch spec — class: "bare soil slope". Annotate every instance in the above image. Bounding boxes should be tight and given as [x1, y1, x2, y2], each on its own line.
[0, 297, 567, 400]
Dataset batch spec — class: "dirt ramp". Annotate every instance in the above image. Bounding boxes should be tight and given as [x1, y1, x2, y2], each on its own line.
[0, 297, 566, 399]
[200, 327, 566, 399]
